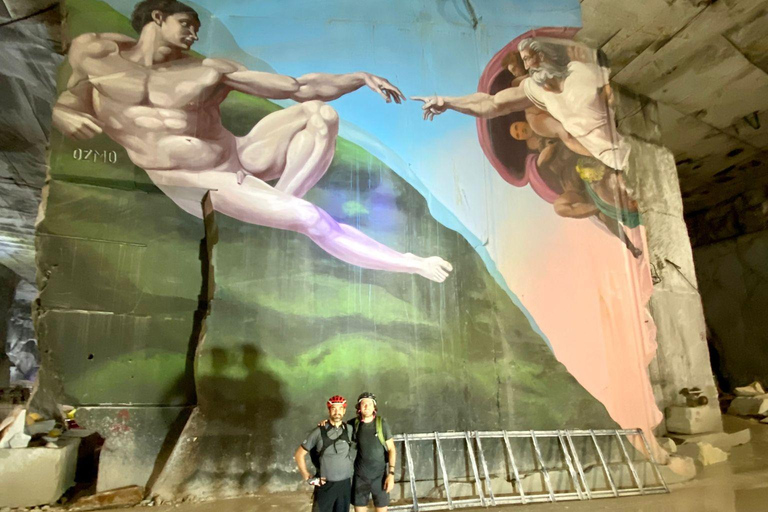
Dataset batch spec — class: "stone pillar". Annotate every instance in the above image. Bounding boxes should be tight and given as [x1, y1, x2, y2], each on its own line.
[614, 86, 719, 432]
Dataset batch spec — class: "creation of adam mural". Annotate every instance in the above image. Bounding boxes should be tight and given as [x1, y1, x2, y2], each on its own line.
[40, 0, 663, 497]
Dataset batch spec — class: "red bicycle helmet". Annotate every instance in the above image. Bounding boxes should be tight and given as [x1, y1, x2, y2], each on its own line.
[327, 395, 347, 408]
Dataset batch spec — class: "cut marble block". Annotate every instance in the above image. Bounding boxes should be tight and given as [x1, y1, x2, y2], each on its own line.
[0, 438, 80, 508]
[666, 405, 723, 434]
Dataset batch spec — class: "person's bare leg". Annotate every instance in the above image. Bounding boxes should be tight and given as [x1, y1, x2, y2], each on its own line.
[236, 100, 337, 198]
[146, 169, 453, 282]
[274, 101, 337, 197]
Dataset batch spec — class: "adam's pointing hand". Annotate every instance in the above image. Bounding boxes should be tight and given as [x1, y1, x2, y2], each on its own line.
[363, 73, 406, 104]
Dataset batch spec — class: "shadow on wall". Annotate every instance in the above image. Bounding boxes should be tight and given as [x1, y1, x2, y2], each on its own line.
[153, 344, 286, 497]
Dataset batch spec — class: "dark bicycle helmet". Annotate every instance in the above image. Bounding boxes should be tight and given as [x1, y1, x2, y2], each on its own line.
[356, 392, 377, 407]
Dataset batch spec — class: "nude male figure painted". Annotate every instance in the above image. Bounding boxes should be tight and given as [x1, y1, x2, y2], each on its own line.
[52, 0, 453, 282]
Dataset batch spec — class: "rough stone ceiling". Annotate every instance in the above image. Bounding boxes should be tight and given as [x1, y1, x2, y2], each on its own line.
[578, 0, 768, 214]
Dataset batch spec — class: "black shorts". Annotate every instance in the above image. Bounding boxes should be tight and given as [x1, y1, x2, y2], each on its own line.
[312, 478, 351, 512]
[352, 472, 389, 508]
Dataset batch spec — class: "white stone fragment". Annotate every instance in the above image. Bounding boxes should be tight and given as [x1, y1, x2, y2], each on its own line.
[734, 382, 766, 396]
[8, 431, 32, 449]
[657, 437, 678, 453]
[26, 420, 56, 436]
[677, 441, 730, 465]
[696, 443, 729, 466]
[728, 396, 768, 417]
[667, 429, 751, 452]
[0, 409, 28, 449]
[659, 455, 697, 484]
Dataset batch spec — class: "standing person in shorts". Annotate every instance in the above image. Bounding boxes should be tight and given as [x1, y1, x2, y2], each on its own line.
[352, 392, 397, 512]
[295, 395, 356, 512]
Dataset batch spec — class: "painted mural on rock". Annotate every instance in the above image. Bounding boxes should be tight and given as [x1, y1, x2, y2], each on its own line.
[39, 0, 663, 497]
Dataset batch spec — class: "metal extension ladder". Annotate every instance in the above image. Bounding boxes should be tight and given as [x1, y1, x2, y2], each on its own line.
[389, 428, 668, 511]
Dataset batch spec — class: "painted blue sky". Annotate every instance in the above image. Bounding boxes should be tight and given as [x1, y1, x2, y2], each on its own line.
[226, 1, 576, 176]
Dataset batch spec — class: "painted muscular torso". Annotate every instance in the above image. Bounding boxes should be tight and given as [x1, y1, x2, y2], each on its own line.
[81, 40, 237, 171]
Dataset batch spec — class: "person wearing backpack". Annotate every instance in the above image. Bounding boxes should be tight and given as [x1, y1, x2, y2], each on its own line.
[295, 395, 356, 512]
[351, 392, 396, 512]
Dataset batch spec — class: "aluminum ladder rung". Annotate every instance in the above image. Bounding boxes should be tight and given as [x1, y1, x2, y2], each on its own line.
[615, 431, 645, 494]
[464, 431, 486, 507]
[564, 430, 592, 499]
[502, 430, 527, 504]
[388, 428, 668, 511]
[557, 430, 585, 500]
[590, 429, 619, 497]
[530, 430, 556, 502]
[637, 428, 670, 493]
[474, 431, 496, 506]
[403, 433, 419, 511]
[434, 432, 453, 509]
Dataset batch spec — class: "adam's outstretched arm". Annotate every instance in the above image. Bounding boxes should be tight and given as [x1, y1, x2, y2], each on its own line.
[412, 85, 534, 120]
[216, 59, 405, 103]
[294, 72, 405, 103]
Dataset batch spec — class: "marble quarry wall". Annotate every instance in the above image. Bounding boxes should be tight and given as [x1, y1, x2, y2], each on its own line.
[688, 185, 768, 392]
